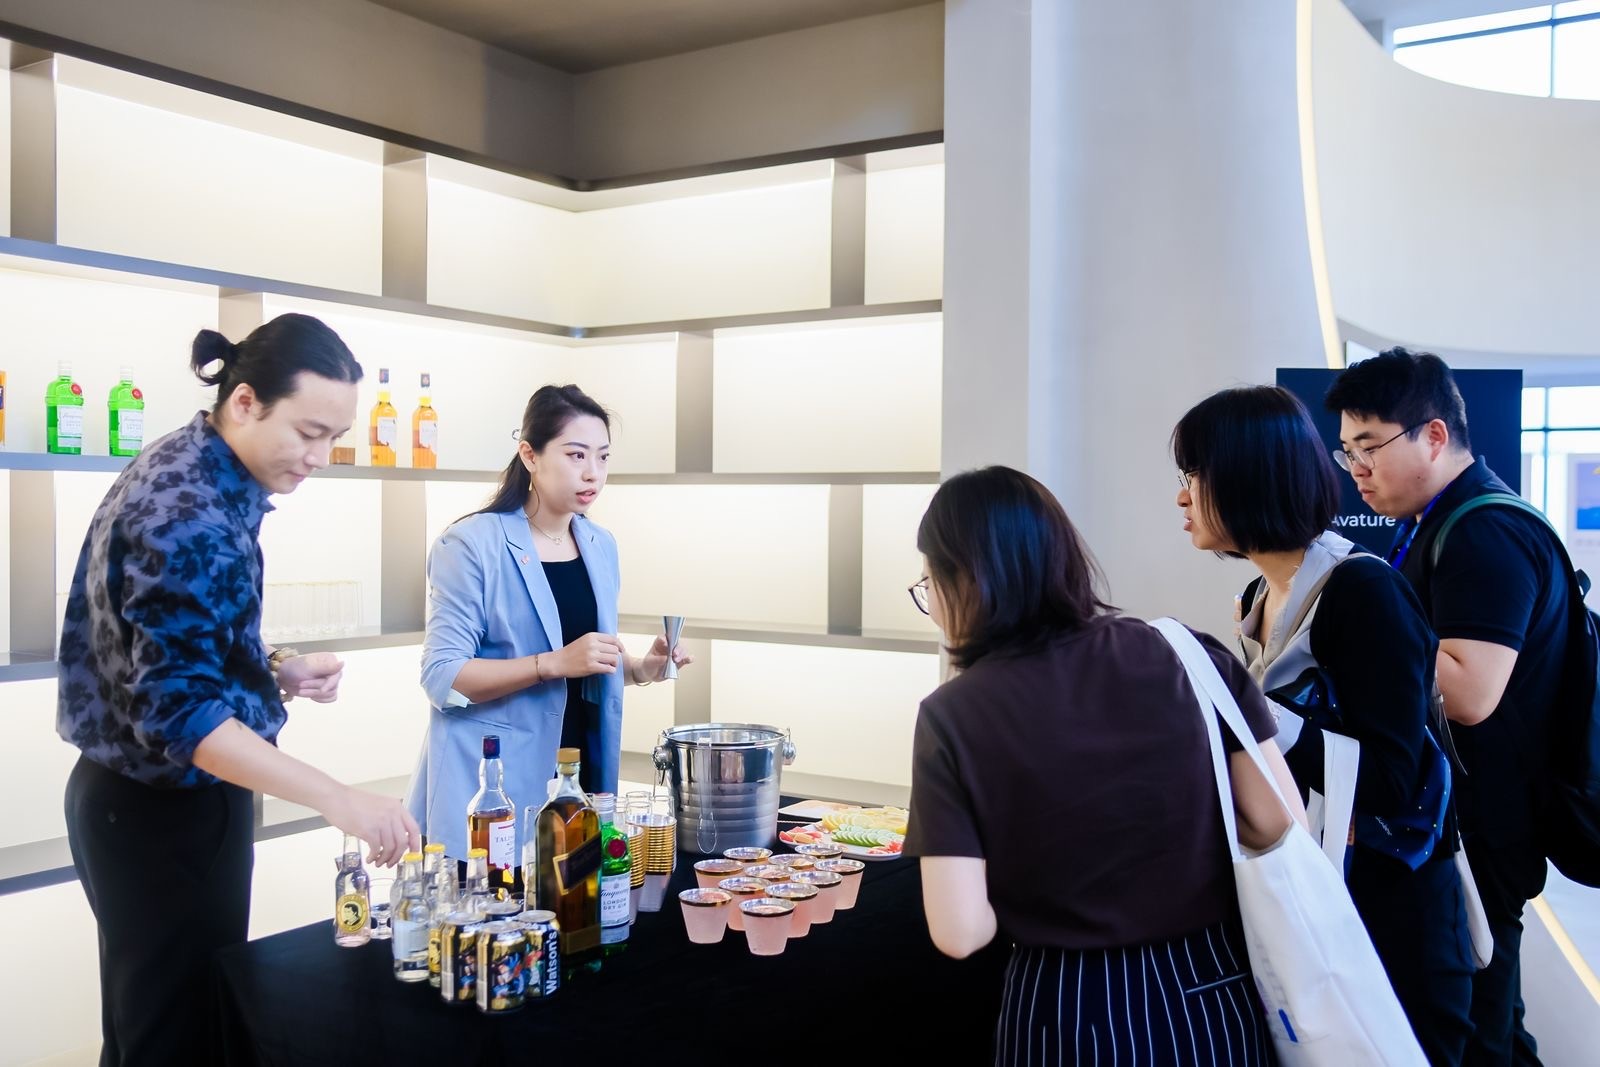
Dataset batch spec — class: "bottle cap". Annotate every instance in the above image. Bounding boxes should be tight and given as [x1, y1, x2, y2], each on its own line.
[57, 361, 71, 377]
[423, 842, 446, 854]
[420, 373, 431, 388]
[468, 847, 488, 859]
[482, 735, 500, 759]
[401, 850, 423, 863]
[119, 366, 133, 381]
[556, 746, 581, 763]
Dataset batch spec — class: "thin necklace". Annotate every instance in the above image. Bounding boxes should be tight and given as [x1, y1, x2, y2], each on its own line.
[524, 509, 568, 545]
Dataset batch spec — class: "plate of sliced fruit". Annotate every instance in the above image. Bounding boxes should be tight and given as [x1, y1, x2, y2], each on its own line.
[778, 806, 908, 860]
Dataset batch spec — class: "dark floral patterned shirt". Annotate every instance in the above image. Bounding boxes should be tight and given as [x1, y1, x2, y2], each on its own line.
[57, 412, 284, 788]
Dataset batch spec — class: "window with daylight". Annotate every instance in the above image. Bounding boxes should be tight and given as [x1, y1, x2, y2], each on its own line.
[1393, 3, 1600, 100]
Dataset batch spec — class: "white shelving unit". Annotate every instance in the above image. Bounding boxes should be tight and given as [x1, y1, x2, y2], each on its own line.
[0, 45, 945, 893]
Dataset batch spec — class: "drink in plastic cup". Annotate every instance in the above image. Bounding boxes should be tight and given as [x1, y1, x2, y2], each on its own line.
[723, 847, 771, 868]
[716, 877, 768, 932]
[764, 882, 819, 938]
[795, 843, 844, 864]
[740, 864, 792, 885]
[815, 858, 865, 910]
[678, 888, 732, 944]
[693, 858, 745, 890]
[791, 869, 843, 924]
[767, 854, 815, 874]
[740, 898, 795, 955]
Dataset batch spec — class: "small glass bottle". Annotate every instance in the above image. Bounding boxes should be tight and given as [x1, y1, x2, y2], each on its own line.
[45, 362, 84, 455]
[390, 851, 430, 982]
[422, 842, 448, 987]
[594, 793, 631, 952]
[461, 847, 492, 916]
[332, 833, 371, 948]
[368, 367, 397, 466]
[107, 367, 145, 457]
[411, 372, 437, 469]
[467, 735, 516, 895]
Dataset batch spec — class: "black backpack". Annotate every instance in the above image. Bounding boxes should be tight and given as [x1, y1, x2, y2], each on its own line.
[1430, 493, 1600, 886]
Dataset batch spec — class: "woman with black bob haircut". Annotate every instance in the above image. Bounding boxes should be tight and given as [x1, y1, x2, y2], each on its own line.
[905, 465, 1303, 1066]
[1173, 385, 1475, 1064]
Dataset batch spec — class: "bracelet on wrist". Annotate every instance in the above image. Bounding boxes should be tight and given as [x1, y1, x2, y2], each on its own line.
[267, 646, 299, 673]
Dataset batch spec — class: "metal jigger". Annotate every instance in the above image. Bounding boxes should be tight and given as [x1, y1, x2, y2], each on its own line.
[662, 615, 685, 680]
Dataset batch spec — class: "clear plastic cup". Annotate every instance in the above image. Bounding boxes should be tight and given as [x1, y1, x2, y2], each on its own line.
[717, 877, 768, 932]
[795, 843, 845, 864]
[740, 898, 795, 955]
[694, 858, 745, 890]
[722, 847, 771, 868]
[815, 858, 866, 910]
[791, 869, 843, 924]
[766, 853, 815, 873]
[678, 888, 732, 944]
[740, 864, 792, 885]
[764, 882, 819, 938]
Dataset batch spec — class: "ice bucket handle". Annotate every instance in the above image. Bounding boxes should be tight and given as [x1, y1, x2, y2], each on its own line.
[651, 732, 673, 787]
[783, 728, 797, 766]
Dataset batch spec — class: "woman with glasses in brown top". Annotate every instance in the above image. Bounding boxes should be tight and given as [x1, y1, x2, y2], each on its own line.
[904, 465, 1305, 1067]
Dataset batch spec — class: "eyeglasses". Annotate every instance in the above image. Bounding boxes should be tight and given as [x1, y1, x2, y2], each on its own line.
[1177, 469, 1198, 491]
[1333, 422, 1426, 473]
[908, 577, 931, 616]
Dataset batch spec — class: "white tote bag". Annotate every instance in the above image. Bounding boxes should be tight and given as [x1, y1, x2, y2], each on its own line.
[1151, 618, 1426, 1066]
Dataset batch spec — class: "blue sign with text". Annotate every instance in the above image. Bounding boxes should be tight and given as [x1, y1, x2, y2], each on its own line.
[1277, 367, 1524, 556]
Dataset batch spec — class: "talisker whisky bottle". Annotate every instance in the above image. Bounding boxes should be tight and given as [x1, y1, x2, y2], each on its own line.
[532, 748, 601, 958]
[368, 367, 397, 466]
[467, 735, 515, 894]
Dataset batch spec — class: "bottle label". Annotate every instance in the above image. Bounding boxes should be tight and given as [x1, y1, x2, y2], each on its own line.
[600, 872, 629, 926]
[116, 410, 144, 451]
[417, 420, 438, 449]
[376, 416, 398, 447]
[552, 834, 604, 897]
[336, 892, 369, 933]
[393, 917, 427, 957]
[57, 406, 84, 443]
[488, 818, 515, 869]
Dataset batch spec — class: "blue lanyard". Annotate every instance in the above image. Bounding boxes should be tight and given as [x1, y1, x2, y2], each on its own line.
[1387, 489, 1448, 570]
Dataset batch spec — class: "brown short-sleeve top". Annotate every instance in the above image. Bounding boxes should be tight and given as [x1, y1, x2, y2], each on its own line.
[904, 615, 1277, 950]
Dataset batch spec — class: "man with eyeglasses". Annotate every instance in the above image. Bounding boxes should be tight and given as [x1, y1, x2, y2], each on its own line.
[1326, 347, 1567, 1067]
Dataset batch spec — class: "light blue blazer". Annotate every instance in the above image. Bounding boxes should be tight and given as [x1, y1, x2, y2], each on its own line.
[405, 509, 624, 861]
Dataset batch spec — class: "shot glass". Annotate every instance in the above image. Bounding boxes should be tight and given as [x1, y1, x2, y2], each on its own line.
[678, 888, 732, 944]
[740, 898, 795, 956]
[815, 858, 866, 910]
[764, 882, 819, 938]
[723, 847, 771, 869]
[790, 869, 843, 924]
[716, 877, 769, 933]
[694, 858, 745, 891]
[369, 877, 394, 940]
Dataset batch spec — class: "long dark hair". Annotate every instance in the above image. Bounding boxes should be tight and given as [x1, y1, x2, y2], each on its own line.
[472, 384, 612, 518]
[916, 466, 1113, 669]
[1171, 386, 1340, 557]
[191, 313, 362, 413]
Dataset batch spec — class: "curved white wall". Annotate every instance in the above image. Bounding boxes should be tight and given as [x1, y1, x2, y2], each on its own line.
[1311, 0, 1600, 359]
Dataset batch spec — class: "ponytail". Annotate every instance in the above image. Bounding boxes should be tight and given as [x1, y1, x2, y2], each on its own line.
[192, 313, 361, 414]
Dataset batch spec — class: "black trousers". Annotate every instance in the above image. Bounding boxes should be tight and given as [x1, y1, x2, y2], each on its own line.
[64, 756, 255, 1067]
[995, 920, 1273, 1067]
[1461, 839, 1547, 1067]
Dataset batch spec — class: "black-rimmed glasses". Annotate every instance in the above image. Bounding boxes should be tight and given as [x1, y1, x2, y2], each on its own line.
[908, 577, 931, 616]
[1333, 422, 1426, 473]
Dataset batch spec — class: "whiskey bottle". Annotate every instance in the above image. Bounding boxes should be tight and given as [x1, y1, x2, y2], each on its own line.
[107, 368, 145, 457]
[390, 851, 429, 982]
[45, 362, 84, 455]
[412, 372, 437, 469]
[368, 367, 397, 466]
[531, 747, 601, 959]
[595, 793, 632, 953]
[332, 833, 371, 948]
[467, 735, 516, 894]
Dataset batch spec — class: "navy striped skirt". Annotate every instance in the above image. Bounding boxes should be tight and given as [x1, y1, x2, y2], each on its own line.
[995, 920, 1275, 1067]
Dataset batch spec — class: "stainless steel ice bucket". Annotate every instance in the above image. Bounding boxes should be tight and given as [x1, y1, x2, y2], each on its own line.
[651, 723, 796, 854]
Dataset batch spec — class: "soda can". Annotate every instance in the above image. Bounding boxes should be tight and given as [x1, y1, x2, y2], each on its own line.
[476, 920, 527, 1013]
[438, 911, 484, 1006]
[516, 909, 562, 1000]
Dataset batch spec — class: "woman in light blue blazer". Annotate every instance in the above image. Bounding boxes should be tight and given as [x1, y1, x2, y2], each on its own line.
[406, 384, 689, 861]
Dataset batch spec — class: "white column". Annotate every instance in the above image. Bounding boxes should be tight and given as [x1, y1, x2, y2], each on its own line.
[942, 0, 1328, 633]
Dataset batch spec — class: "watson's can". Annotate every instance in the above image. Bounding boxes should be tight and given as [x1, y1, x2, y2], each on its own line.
[476, 921, 527, 1013]
[516, 909, 561, 999]
[438, 912, 484, 1006]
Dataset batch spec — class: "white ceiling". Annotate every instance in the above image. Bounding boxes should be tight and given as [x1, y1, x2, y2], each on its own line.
[1341, 0, 1546, 28]
[364, 0, 932, 73]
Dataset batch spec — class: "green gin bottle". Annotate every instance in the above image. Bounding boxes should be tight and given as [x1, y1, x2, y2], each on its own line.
[45, 362, 84, 455]
[108, 367, 145, 457]
[594, 793, 631, 954]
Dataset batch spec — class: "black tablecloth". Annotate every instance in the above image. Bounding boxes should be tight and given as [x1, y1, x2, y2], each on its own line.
[216, 825, 1010, 1064]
